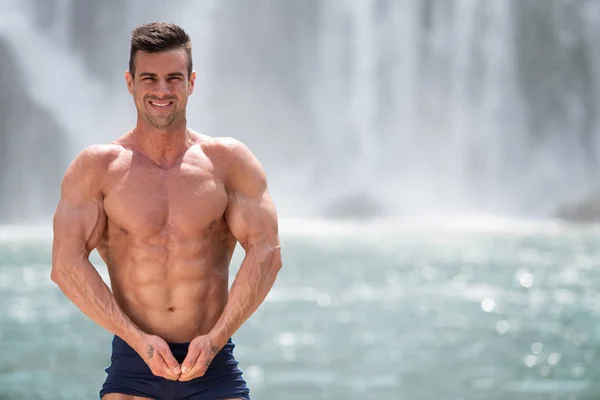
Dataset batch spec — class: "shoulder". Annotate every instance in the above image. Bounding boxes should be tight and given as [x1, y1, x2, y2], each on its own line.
[62, 143, 125, 194]
[66, 143, 123, 177]
[195, 134, 261, 169]
[195, 134, 267, 191]
[194, 134, 248, 157]
[71, 143, 122, 166]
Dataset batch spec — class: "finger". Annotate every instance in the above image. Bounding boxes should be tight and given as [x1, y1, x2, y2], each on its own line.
[156, 358, 179, 380]
[179, 355, 209, 382]
[158, 347, 181, 375]
[181, 345, 201, 375]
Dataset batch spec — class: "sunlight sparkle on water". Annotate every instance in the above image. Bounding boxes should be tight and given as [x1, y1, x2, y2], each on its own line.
[481, 298, 495, 312]
[548, 353, 561, 365]
[516, 269, 534, 288]
[524, 354, 538, 368]
[245, 365, 264, 384]
[278, 332, 296, 347]
[317, 293, 332, 307]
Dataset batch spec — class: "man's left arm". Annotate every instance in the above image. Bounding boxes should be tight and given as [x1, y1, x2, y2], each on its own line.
[179, 140, 282, 380]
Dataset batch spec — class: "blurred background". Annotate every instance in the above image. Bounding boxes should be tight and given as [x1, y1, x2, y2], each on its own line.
[2, 0, 600, 399]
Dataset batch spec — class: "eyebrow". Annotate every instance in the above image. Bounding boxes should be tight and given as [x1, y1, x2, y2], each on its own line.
[138, 72, 186, 78]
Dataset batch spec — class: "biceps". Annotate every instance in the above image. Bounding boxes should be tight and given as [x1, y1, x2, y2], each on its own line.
[226, 191, 279, 248]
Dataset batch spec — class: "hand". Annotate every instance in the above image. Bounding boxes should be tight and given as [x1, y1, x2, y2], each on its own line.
[135, 334, 181, 380]
[179, 334, 221, 382]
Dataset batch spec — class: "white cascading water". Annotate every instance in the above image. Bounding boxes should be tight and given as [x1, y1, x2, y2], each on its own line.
[1, 0, 600, 219]
[310, 0, 528, 215]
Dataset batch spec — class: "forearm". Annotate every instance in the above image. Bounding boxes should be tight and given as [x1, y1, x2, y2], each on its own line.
[210, 245, 282, 346]
[51, 257, 143, 346]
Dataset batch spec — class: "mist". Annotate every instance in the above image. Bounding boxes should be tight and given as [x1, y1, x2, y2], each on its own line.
[1, 0, 599, 223]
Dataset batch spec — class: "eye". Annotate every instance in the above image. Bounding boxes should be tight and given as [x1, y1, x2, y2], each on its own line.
[169, 77, 182, 81]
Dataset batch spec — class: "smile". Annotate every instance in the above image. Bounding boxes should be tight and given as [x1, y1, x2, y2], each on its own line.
[148, 100, 174, 111]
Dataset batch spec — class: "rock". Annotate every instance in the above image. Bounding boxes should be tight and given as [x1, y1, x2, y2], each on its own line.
[322, 193, 386, 220]
[554, 190, 600, 223]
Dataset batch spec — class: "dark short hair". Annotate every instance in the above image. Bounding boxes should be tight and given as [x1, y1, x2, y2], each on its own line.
[129, 22, 192, 78]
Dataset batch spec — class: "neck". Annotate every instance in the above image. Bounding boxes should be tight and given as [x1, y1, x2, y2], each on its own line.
[131, 117, 190, 165]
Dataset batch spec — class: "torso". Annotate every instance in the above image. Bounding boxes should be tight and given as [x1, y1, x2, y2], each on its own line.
[95, 133, 236, 343]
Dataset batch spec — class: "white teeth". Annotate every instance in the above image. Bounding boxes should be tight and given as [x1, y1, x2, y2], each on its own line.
[150, 101, 170, 107]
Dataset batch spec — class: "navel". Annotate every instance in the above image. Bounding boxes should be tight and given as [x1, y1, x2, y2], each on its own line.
[167, 307, 175, 312]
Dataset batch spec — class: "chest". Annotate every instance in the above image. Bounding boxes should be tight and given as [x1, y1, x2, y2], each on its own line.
[102, 158, 228, 236]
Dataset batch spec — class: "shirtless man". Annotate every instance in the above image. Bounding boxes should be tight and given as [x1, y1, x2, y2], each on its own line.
[51, 22, 282, 400]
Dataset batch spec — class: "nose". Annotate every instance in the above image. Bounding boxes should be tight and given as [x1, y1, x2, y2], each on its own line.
[153, 78, 172, 98]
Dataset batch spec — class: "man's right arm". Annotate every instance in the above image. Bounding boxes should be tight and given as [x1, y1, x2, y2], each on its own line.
[50, 146, 181, 379]
[51, 146, 142, 343]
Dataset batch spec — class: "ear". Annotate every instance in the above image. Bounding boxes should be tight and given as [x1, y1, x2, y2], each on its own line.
[188, 70, 196, 95]
[125, 70, 134, 95]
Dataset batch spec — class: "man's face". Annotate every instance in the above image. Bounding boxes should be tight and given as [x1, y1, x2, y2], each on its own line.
[126, 48, 195, 129]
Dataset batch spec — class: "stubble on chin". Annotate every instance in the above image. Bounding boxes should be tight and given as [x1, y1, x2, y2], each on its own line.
[142, 107, 180, 129]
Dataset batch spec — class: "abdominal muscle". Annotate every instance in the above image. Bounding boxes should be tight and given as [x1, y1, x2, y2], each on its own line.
[98, 230, 234, 343]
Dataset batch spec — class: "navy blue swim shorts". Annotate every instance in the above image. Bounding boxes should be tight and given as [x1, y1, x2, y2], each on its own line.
[99, 335, 250, 400]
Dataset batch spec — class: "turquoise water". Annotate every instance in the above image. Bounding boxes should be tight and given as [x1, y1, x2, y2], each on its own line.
[1, 218, 599, 400]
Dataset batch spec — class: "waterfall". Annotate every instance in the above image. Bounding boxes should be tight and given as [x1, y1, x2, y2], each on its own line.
[1, 0, 599, 221]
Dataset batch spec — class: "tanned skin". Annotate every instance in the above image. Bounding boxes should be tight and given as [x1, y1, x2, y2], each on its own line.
[51, 48, 282, 400]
